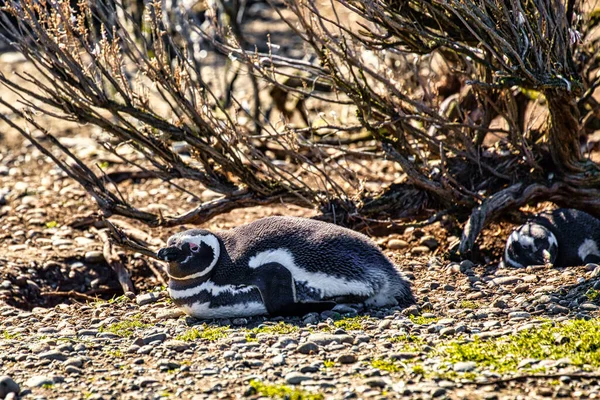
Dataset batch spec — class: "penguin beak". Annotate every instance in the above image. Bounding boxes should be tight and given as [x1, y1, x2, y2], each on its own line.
[157, 246, 185, 262]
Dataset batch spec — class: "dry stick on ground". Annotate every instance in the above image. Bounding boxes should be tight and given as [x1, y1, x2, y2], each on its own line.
[467, 373, 600, 386]
[41, 290, 102, 303]
[102, 220, 169, 287]
[96, 229, 136, 294]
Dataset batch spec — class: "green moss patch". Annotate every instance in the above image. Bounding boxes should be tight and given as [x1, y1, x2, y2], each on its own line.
[250, 381, 324, 400]
[370, 359, 405, 373]
[175, 324, 230, 342]
[98, 315, 151, 337]
[333, 316, 370, 331]
[249, 322, 299, 336]
[443, 319, 600, 373]
[409, 315, 438, 325]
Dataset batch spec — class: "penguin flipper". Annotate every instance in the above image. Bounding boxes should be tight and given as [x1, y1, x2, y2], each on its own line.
[249, 262, 335, 316]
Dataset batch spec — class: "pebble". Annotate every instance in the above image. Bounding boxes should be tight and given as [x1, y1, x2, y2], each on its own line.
[411, 246, 431, 255]
[453, 361, 476, 372]
[337, 354, 357, 364]
[580, 303, 599, 311]
[387, 239, 408, 250]
[84, 251, 104, 263]
[296, 342, 319, 354]
[364, 378, 388, 388]
[514, 284, 530, 293]
[306, 333, 354, 345]
[439, 327, 455, 336]
[508, 311, 531, 319]
[163, 340, 190, 352]
[285, 372, 312, 385]
[488, 276, 521, 287]
[63, 357, 84, 368]
[143, 332, 167, 344]
[25, 376, 53, 388]
[38, 350, 68, 361]
[271, 354, 285, 366]
[0, 376, 20, 397]
[136, 292, 160, 306]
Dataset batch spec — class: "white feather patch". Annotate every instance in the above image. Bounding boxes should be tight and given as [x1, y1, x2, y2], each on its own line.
[578, 239, 600, 262]
[168, 280, 254, 300]
[247, 248, 374, 298]
[181, 301, 267, 319]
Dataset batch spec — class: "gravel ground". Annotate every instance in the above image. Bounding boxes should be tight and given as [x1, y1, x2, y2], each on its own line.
[3, 55, 600, 400]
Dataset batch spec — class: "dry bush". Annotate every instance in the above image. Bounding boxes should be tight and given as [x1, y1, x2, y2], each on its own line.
[0, 0, 599, 257]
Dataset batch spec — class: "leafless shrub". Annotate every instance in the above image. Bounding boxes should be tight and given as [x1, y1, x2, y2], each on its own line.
[0, 0, 599, 258]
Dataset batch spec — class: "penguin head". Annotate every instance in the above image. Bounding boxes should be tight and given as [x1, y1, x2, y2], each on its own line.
[157, 229, 221, 280]
[504, 222, 558, 268]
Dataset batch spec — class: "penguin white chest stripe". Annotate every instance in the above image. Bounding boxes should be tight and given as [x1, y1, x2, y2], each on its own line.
[247, 248, 374, 297]
[168, 280, 254, 299]
[578, 239, 600, 261]
[181, 301, 267, 319]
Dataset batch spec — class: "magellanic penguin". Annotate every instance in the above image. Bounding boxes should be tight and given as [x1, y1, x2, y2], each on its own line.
[504, 208, 600, 268]
[157, 216, 415, 319]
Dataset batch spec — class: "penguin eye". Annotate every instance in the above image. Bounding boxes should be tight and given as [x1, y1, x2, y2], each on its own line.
[189, 243, 200, 253]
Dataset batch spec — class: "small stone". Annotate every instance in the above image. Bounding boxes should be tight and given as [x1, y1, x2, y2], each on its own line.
[285, 372, 312, 385]
[164, 340, 190, 352]
[467, 292, 484, 300]
[491, 299, 508, 309]
[439, 327, 455, 336]
[0, 376, 20, 397]
[65, 366, 82, 375]
[515, 284, 530, 294]
[419, 235, 439, 250]
[84, 251, 104, 263]
[431, 387, 447, 398]
[337, 354, 357, 364]
[143, 332, 167, 344]
[580, 303, 599, 311]
[549, 304, 570, 315]
[411, 246, 431, 255]
[38, 350, 68, 361]
[390, 352, 419, 360]
[378, 320, 391, 330]
[63, 357, 84, 368]
[453, 361, 476, 372]
[136, 292, 160, 306]
[364, 378, 388, 388]
[297, 342, 319, 354]
[508, 311, 531, 319]
[488, 276, 521, 287]
[25, 376, 53, 388]
[387, 239, 409, 250]
[306, 333, 354, 345]
[271, 354, 285, 366]
[77, 329, 98, 336]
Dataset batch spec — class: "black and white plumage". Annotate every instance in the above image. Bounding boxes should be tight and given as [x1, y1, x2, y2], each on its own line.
[157, 216, 415, 319]
[504, 208, 600, 268]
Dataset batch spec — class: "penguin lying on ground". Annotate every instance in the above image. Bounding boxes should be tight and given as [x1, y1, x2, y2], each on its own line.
[504, 208, 600, 268]
[157, 216, 415, 319]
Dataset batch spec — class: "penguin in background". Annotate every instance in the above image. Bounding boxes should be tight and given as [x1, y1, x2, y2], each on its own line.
[157, 216, 415, 319]
[504, 208, 600, 268]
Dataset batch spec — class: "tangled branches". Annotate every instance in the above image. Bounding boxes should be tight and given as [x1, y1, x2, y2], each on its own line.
[0, 0, 599, 255]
